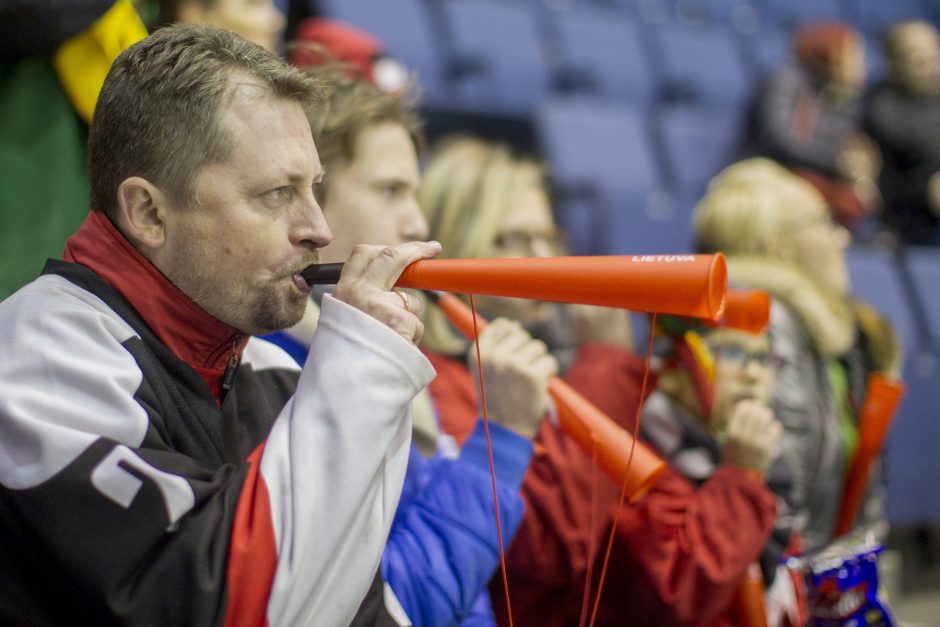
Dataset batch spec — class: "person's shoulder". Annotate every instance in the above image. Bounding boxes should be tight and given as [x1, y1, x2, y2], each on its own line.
[1, 273, 137, 347]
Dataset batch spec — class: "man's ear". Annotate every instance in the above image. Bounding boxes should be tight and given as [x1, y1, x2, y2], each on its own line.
[115, 177, 171, 250]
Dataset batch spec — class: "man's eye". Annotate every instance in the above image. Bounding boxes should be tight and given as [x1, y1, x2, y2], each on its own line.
[381, 184, 403, 198]
[266, 187, 291, 203]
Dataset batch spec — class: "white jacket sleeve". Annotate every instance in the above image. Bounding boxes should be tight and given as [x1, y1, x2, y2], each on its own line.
[261, 294, 435, 626]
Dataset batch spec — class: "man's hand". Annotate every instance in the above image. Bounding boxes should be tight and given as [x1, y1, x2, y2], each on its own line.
[837, 133, 881, 181]
[720, 400, 782, 475]
[468, 318, 559, 439]
[332, 241, 442, 344]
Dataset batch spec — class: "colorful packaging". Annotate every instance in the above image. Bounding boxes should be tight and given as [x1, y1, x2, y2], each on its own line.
[800, 539, 895, 627]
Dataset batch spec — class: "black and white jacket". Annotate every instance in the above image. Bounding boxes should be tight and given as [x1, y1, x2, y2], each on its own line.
[0, 212, 433, 626]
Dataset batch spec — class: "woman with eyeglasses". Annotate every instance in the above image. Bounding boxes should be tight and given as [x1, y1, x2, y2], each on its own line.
[417, 137, 784, 626]
[694, 158, 901, 555]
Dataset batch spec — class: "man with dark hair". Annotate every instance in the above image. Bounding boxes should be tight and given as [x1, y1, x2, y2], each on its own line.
[0, 23, 440, 626]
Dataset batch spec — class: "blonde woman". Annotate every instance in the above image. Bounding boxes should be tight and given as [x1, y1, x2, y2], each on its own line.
[419, 137, 782, 626]
[694, 157, 901, 552]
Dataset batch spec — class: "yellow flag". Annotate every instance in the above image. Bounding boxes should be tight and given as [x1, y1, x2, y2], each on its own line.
[53, 0, 148, 123]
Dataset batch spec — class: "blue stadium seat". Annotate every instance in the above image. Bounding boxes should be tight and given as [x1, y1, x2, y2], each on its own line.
[677, 0, 771, 34]
[845, 246, 920, 353]
[904, 247, 940, 347]
[739, 26, 792, 79]
[648, 22, 753, 110]
[849, 0, 930, 36]
[764, 0, 846, 29]
[317, 0, 448, 104]
[656, 104, 742, 198]
[535, 97, 694, 255]
[439, 0, 550, 113]
[885, 350, 940, 525]
[603, 0, 672, 25]
[536, 97, 659, 196]
[551, 9, 655, 107]
[864, 33, 888, 84]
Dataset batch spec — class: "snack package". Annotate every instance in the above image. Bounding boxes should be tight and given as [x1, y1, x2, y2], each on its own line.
[799, 537, 895, 627]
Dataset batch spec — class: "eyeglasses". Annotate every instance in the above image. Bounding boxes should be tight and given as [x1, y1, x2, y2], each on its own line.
[712, 344, 784, 370]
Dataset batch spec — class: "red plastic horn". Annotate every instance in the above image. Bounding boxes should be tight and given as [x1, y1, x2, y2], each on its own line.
[431, 291, 666, 501]
[731, 562, 770, 627]
[301, 255, 727, 320]
[397, 255, 727, 321]
[835, 372, 905, 536]
[710, 289, 771, 334]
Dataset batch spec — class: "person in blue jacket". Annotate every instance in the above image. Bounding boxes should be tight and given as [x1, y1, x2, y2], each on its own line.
[264, 63, 557, 626]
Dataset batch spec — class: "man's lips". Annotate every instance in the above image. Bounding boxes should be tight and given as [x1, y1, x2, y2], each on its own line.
[285, 257, 318, 295]
[291, 273, 313, 294]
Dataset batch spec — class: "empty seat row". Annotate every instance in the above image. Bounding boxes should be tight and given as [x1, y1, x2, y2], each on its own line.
[318, 0, 935, 115]
[548, 0, 938, 34]
[535, 97, 741, 255]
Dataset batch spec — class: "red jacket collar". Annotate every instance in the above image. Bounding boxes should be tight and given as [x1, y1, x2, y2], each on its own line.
[63, 211, 246, 397]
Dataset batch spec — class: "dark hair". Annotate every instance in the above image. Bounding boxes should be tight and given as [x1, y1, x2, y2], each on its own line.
[87, 23, 326, 217]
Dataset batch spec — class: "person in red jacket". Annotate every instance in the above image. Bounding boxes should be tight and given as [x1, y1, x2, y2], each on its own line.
[605, 321, 804, 626]
[418, 135, 784, 626]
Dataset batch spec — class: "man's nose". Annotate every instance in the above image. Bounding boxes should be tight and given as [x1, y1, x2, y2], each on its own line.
[293, 197, 333, 250]
[401, 197, 429, 242]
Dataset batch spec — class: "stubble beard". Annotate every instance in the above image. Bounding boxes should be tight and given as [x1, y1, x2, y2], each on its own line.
[169, 239, 314, 336]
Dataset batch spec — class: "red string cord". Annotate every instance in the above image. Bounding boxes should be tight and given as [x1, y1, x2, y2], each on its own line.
[588, 312, 658, 626]
[468, 293, 514, 627]
[578, 434, 600, 627]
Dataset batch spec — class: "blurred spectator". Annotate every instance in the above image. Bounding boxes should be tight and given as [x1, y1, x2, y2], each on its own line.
[695, 158, 901, 553]
[639, 323, 802, 626]
[1, 0, 114, 59]
[289, 18, 408, 94]
[419, 136, 782, 626]
[0, 0, 146, 300]
[743, 22, 881, 228]
[155, 0, 285, 53]
[863, 20, 940, 246]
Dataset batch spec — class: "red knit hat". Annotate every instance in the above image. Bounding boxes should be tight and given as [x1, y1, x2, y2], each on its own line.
[289, 18, 407, 92]
[792, 21, 859, 78]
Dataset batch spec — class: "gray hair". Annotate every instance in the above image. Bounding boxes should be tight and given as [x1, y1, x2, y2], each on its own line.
[88, 23, 327, 217]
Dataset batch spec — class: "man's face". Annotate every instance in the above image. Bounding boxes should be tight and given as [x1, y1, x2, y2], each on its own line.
[834, 34, 866, 91]
[319, 122, 426, 264]
[708, 330, 777, 433]
[895, 24, 940, 96]
[158, 86, 331, 335]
